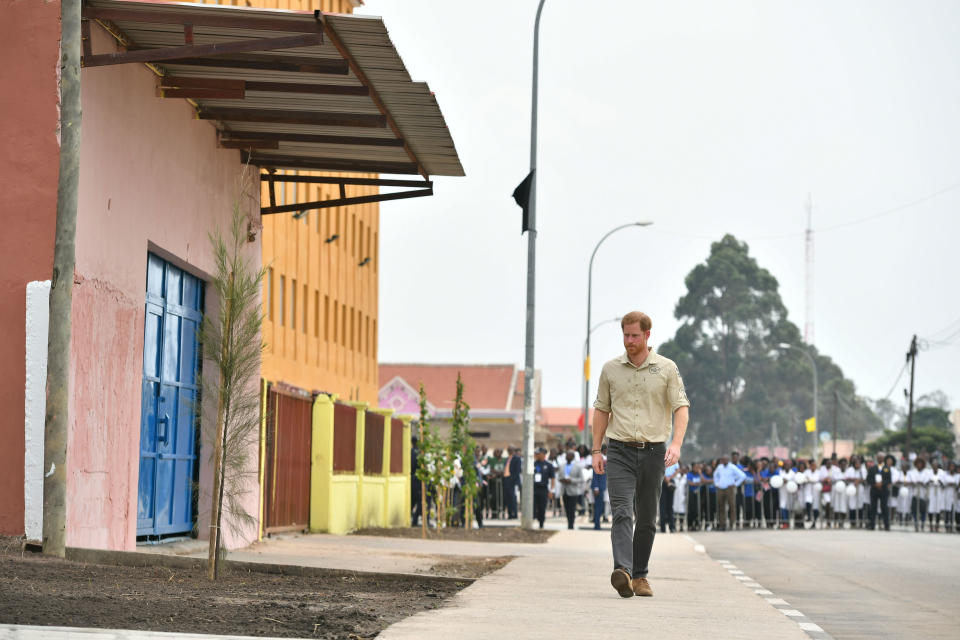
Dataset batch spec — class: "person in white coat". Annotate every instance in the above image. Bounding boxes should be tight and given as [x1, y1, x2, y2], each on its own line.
[843, 457, 861, 527]
[672, 465, 688, 532]
[831, 458, 848, 529]
[818, 459, 834, 528]
[929, 460, 947, 532]
[848, 456, 867, 528]
[804, 459, 821, 528]
[895, 459, 910, 525]
[906, 457, 934, 531]
[942, 461, 958, 532]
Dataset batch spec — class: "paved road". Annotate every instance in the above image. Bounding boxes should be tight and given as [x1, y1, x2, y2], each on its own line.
[692, 529, 960, 640]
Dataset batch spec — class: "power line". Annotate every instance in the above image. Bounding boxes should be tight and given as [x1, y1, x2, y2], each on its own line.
[817, 180, 960, 233]
[649, 178, 960, 241]
[882, 360, 909, 400]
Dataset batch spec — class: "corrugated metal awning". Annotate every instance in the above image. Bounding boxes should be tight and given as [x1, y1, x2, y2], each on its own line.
[81, 0, 464, 181]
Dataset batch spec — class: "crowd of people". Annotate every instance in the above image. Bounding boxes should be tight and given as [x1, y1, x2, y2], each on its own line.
[412, 439, 960, 533]
[663, 450, 960, 533]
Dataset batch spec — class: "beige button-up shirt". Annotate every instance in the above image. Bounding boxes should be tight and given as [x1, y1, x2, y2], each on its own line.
[593, 350, 689, 443]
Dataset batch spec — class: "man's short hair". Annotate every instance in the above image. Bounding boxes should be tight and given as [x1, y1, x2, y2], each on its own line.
[621, 311, 652, 332]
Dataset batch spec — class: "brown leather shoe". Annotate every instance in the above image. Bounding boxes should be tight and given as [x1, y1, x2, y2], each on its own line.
[632, 577, 653, 597]
[610, 568, 633, 598]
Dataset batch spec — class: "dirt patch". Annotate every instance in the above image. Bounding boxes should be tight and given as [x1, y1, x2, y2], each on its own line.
[422, 555, 513, 580]
[353, 526, 555, 544]
[0, 540, 472, 638]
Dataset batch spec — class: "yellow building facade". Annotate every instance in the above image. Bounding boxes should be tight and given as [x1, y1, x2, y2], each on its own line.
[208, 0, 380, 403]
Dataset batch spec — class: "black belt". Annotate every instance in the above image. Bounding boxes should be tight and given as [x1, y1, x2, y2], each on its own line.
[611, 439, 663, 450]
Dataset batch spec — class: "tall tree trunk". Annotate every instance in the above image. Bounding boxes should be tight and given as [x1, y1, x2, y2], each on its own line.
[207, 271, 235, 580]
[43, 0, 82, 558]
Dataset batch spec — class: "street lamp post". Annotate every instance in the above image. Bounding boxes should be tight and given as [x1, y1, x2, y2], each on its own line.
[520, 0, 547, 530]
[779, 342, 818, 459]
[582, 223, 652, 444]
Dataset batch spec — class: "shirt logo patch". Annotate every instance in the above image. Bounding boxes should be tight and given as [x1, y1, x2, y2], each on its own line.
[649, 365, 661, 374]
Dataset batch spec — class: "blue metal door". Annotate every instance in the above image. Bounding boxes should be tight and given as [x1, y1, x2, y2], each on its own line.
[137, 254, 203, 537]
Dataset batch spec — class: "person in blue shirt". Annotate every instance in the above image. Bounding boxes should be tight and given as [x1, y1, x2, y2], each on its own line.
[741, 458, 759, 527]
[714, 455, 747, 531]
[686, 463, 703, 531]
[759, 459, 776, 527]
[732, 451, 746, 526]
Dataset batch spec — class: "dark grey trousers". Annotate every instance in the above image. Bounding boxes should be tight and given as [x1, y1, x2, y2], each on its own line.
[606, 439, 665, 578]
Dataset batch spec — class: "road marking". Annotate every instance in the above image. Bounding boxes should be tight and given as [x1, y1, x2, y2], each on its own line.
[689, 535, 834, 640]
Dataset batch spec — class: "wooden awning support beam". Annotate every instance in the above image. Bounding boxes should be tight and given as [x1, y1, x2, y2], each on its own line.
[218, 131, 404, 148]
[82, 32, 324, 67]
[199, 108, 384, 128]
[157, 76, 370, 100]
[261, 175, 432, 188]
[82, 5, 324, 33]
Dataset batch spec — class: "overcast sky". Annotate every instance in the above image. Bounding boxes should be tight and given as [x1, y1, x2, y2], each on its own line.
[358, 0, 960, 421]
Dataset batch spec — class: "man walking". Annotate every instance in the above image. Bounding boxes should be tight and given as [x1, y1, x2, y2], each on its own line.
[532, 447, 555, 529]
[592, 311, 690, 598]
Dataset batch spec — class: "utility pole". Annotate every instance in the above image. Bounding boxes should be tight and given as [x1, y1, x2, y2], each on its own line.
[42, 0, 82, 558]
[905, 334, 918, 456]
[832, 388, 838, 457]
[520, 0, 547, 530]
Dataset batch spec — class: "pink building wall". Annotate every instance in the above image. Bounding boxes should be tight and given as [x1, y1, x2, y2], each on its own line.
[0, 0, 60, 536]
[67, 24, 262, 550]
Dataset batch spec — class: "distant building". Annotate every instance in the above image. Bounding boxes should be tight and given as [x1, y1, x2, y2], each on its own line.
[539, 408, 594, 449]
[378, 364, 545, 448]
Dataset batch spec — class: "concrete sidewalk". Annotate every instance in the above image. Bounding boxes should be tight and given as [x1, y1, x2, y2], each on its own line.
[376, 528, 810, 640]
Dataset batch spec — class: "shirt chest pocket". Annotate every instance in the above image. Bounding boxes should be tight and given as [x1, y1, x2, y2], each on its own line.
[642, 372, 668, 397]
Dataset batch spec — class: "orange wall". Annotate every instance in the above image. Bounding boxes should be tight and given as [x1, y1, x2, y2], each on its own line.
[0, 0, 61, 536]
[260, 181, 380, 403]
[212, 0, 380, 403]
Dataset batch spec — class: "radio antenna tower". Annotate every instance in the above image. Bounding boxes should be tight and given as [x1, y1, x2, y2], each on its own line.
[804, 194, 815, 345]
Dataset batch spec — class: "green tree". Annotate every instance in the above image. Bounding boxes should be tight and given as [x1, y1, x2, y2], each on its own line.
[899, 406, 951, 431]
[868, 392, 955, 458]
[414, 383, 454, 535]
[866, 426, 954, 458]
[658, 234, 882, 457]
[449, 373, 478, 528]
[201, 175, 265, 580]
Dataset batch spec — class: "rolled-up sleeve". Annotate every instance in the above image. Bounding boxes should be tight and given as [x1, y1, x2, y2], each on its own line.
[593, 365, 612, 413]
[667, 365, 690, 412]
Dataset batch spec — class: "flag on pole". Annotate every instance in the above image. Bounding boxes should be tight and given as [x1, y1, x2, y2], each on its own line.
[512, 170, 535, 234]
[577, 412, 585, 431]
[805, 417, 817, 433]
